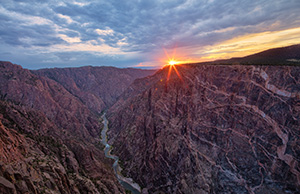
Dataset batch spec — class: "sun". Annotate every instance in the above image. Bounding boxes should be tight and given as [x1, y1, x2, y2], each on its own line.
[163, 48, 190, 67]
[161, 47, 198, 90]
[168, 60, 179, 66]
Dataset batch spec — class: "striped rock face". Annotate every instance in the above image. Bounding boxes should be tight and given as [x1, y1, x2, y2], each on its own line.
[108, 64, 300, 194]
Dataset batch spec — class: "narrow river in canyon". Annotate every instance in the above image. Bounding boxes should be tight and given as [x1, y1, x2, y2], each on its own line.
[100, 113, 141, 194]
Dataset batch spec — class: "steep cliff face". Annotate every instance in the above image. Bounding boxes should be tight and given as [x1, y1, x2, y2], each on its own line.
[0, 100, 124, 194]
[0, 62, 100, 141]
[108, 64, 300, 193]
[0, 62, 125, 193]
[34, 66, 156, 113]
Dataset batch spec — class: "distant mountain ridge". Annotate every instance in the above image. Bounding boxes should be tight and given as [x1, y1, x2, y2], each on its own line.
[211, 44, 300, 65]
[34, 66, 156, 113]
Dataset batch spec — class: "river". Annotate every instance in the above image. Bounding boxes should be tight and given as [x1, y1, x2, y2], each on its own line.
[100, 113, 141, 194]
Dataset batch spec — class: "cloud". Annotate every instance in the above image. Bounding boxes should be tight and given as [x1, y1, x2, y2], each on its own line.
[0, 0, 300, 69]
[95, 28, 114, 36]
[58, 34, 81, 43]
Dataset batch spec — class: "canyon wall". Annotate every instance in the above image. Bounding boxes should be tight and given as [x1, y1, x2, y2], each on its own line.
[34, 66, 155, 113]
[108, 64, 300, 193]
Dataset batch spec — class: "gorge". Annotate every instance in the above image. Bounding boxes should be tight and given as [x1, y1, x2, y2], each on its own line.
[0, 44, 300, 193]
[0, 62, 154, 194]
[100, 113, 141, 194]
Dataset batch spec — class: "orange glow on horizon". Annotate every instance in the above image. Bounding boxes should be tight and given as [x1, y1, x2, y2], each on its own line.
[158, 27, 300, 68]
[141, 27, 300, 70]
[196, 27, 300, 62]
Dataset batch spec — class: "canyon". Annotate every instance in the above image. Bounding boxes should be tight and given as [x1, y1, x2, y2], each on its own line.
[0, 44, 300, 194]
[0, 61, 154, 193]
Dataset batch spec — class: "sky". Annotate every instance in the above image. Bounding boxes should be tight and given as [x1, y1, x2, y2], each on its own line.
[0, 0, 300, 69]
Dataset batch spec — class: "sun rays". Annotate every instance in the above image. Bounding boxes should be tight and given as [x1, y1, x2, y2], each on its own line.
[163, 48, 185, 86]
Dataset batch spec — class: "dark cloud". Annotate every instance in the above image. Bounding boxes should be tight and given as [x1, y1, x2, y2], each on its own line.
[0, 0, 300, 68]
[0, 20, 64, 47]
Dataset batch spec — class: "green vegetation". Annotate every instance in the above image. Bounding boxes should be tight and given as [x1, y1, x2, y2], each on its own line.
[125, 189, 133, 194]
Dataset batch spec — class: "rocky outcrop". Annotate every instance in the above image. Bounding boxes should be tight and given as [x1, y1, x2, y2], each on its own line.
[108, 63, 300, 193]
[34, 66, 156, 113]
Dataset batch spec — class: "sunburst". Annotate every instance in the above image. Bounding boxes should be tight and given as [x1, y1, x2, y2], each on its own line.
[163, 48, 184, 84]
[168, 60, 179, 66]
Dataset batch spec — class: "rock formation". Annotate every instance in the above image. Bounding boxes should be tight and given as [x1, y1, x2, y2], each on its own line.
[108, 62, 300, 193]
